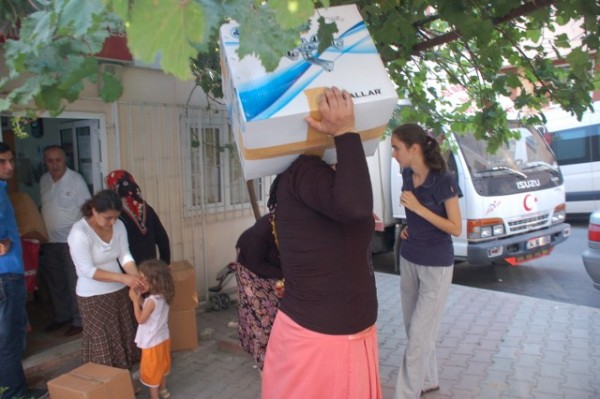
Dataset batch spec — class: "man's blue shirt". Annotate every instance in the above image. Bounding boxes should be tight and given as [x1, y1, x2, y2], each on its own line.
[0, 180, 23, 274]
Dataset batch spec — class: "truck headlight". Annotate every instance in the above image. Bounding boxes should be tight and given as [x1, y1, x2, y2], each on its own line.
[551, 204, 566, 224]
[467, 218, 505, 239]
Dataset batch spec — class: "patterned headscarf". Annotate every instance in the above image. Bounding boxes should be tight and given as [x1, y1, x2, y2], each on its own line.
[105, 170, 147, 234]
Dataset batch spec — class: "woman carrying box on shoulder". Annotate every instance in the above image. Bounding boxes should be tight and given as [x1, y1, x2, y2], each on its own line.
[261, 87, 381, 399]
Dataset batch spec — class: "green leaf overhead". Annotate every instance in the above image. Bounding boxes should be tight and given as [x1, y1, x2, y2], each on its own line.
[270, 0, 315, 30]
[127, 0, 205, 79]
[236, 4, 300, 72]
[0, 0, 598, 149]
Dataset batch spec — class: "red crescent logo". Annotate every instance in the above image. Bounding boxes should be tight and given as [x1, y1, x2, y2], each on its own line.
[523, 194, 537, 211]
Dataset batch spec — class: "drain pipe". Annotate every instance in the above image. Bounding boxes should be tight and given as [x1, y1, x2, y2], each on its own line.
[111, 102, 121, 171]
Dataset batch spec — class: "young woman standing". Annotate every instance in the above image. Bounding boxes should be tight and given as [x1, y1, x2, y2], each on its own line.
[391, 124, 462, 399]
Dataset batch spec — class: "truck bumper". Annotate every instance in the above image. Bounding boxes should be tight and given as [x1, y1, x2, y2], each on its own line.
[466, 223, 571, 266]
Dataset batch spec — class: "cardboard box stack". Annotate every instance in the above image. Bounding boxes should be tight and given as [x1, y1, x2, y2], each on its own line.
[47, 362, 134, 399]
[220, 4, 398, 180]
[168, 260, 199, 351]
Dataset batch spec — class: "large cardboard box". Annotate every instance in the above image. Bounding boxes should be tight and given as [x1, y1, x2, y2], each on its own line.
[169, 260, 198, 310]
[168, 308, 199, 352]
[220, 4, 398, 180]
[47, 362, 134, 399]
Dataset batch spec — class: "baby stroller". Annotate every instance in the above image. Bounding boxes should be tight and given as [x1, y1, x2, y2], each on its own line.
[208, 262, 236, 311]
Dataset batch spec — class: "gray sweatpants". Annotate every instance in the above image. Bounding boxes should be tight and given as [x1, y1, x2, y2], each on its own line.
[39, 243, 81, 327]
[394, 256, 453, 399]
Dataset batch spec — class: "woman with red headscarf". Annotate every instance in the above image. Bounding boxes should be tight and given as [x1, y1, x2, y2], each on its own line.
[105, 170, 171, 265]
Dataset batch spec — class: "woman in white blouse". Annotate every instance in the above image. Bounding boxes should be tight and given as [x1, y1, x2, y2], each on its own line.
[68, 189, 146, 377]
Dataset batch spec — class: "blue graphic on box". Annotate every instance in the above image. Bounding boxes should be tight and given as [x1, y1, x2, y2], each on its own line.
[225, 21, 377, 122]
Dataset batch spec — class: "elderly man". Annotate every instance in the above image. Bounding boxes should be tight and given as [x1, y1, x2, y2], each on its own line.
[0, 142, 48, 398]
[40, 145, 90, 336]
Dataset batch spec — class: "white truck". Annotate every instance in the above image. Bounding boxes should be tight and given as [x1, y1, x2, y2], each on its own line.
[368, 121, 572, 272]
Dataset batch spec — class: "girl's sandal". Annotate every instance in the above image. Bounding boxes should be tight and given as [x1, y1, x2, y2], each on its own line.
[159, 388, 171, 399]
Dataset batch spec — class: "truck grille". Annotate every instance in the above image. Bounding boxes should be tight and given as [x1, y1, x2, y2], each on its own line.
[508, 213, 549, 233]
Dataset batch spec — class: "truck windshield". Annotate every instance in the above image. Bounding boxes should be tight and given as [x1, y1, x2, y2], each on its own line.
[454, 124, 563, 196]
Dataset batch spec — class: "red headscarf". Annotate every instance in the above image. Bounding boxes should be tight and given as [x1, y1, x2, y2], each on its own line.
[105, 170, 147, 234]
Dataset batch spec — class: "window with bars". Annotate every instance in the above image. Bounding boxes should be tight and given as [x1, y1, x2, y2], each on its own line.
[183, 109, 263, 214]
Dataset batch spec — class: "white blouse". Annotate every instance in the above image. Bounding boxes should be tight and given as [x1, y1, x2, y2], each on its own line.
[68, 218, 135, 297]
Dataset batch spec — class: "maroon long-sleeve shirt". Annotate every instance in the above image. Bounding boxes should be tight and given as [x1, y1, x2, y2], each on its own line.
[274, 133, 378, 335]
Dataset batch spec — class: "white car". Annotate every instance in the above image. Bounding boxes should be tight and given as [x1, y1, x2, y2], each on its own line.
[581, 210, 600, 290]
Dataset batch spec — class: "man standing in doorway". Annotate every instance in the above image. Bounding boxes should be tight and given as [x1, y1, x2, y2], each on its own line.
[40, 145, 90, 336]
[0, 142, 48, 398]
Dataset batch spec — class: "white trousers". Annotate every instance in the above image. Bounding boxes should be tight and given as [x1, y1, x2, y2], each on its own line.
[394, 256, 453, 399]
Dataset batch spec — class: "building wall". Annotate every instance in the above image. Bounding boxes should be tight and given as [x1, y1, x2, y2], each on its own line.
[106, 66, 264, 300]
[1, 55, 264, 301]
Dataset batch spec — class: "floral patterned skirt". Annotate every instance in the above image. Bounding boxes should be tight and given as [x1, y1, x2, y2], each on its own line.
[233, 262, 281, 370]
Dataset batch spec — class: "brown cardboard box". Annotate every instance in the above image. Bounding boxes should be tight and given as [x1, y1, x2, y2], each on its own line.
[168, 308, 198, 352]
[169, 260, 198, 310]
[48, 362, 134, 399]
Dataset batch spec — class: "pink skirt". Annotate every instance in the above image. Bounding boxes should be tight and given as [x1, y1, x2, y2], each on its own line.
[262, 311, 382, 399]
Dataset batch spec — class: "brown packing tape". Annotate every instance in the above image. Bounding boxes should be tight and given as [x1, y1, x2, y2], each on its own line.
[303, 87, 327, 158]
[237, 124, 387, 161]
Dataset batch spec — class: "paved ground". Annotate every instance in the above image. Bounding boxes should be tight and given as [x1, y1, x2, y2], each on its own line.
[31, 272, 600, 399]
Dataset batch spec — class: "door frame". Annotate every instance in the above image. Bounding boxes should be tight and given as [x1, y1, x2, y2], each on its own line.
[42, 111, 108, 193]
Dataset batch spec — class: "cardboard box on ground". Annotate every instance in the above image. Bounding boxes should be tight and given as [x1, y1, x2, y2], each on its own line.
[168, 308, 198, 352]
[47, 362, 134, 399]
[168, 261, 199, 351]
[220, 4, 398, 180]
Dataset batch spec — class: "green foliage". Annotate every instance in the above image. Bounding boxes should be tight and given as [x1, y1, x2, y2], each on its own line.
[236, 4, 301, 72]
[0, 0, 122, 135]
[271, 0, 315, 30]
[1, 0, 599, 151]
[127, 0, 205, 79]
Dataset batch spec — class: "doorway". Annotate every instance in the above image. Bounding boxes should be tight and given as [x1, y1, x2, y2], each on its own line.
[0, 114, 107, 357]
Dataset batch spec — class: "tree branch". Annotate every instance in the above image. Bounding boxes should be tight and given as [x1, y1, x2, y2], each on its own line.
[408, 0, 557, 55]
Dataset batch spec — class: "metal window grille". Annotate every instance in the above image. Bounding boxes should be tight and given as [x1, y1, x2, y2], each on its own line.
[181, 107, 263, 215]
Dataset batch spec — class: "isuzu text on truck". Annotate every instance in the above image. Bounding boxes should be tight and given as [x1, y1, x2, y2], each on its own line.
[369, 121, 571, 272]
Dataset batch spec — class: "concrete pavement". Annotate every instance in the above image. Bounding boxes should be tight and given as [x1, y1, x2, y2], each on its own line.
[28, 272, 600, 398]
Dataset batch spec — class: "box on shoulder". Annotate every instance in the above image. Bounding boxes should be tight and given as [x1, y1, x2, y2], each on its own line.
[219, 4, 398, 180]
[168, 308, 199, 352]
[169, 260, 198, 310]
[48, 362, 134, 399]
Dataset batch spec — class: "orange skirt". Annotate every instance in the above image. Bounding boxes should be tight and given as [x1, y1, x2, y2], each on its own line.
[140, 339, 171, 388]
[262, 311, 381, 399]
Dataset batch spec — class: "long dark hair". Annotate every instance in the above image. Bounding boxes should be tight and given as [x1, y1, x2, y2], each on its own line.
[267, 174, 281, 212]
[392, 123, 446, 172]
[81, 189, 123, 217]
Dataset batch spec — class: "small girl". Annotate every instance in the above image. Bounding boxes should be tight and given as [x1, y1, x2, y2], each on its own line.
[129, 259, 175, 399]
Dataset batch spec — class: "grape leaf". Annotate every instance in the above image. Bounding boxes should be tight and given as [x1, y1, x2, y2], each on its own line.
[236, 6, 300, 72]
[270, 0, 314, 30]
[127, 0, 205, 79]
[98, 72, 124, 102]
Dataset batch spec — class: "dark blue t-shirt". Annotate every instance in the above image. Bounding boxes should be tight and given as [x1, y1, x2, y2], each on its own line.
[400, 168, 459, 266]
